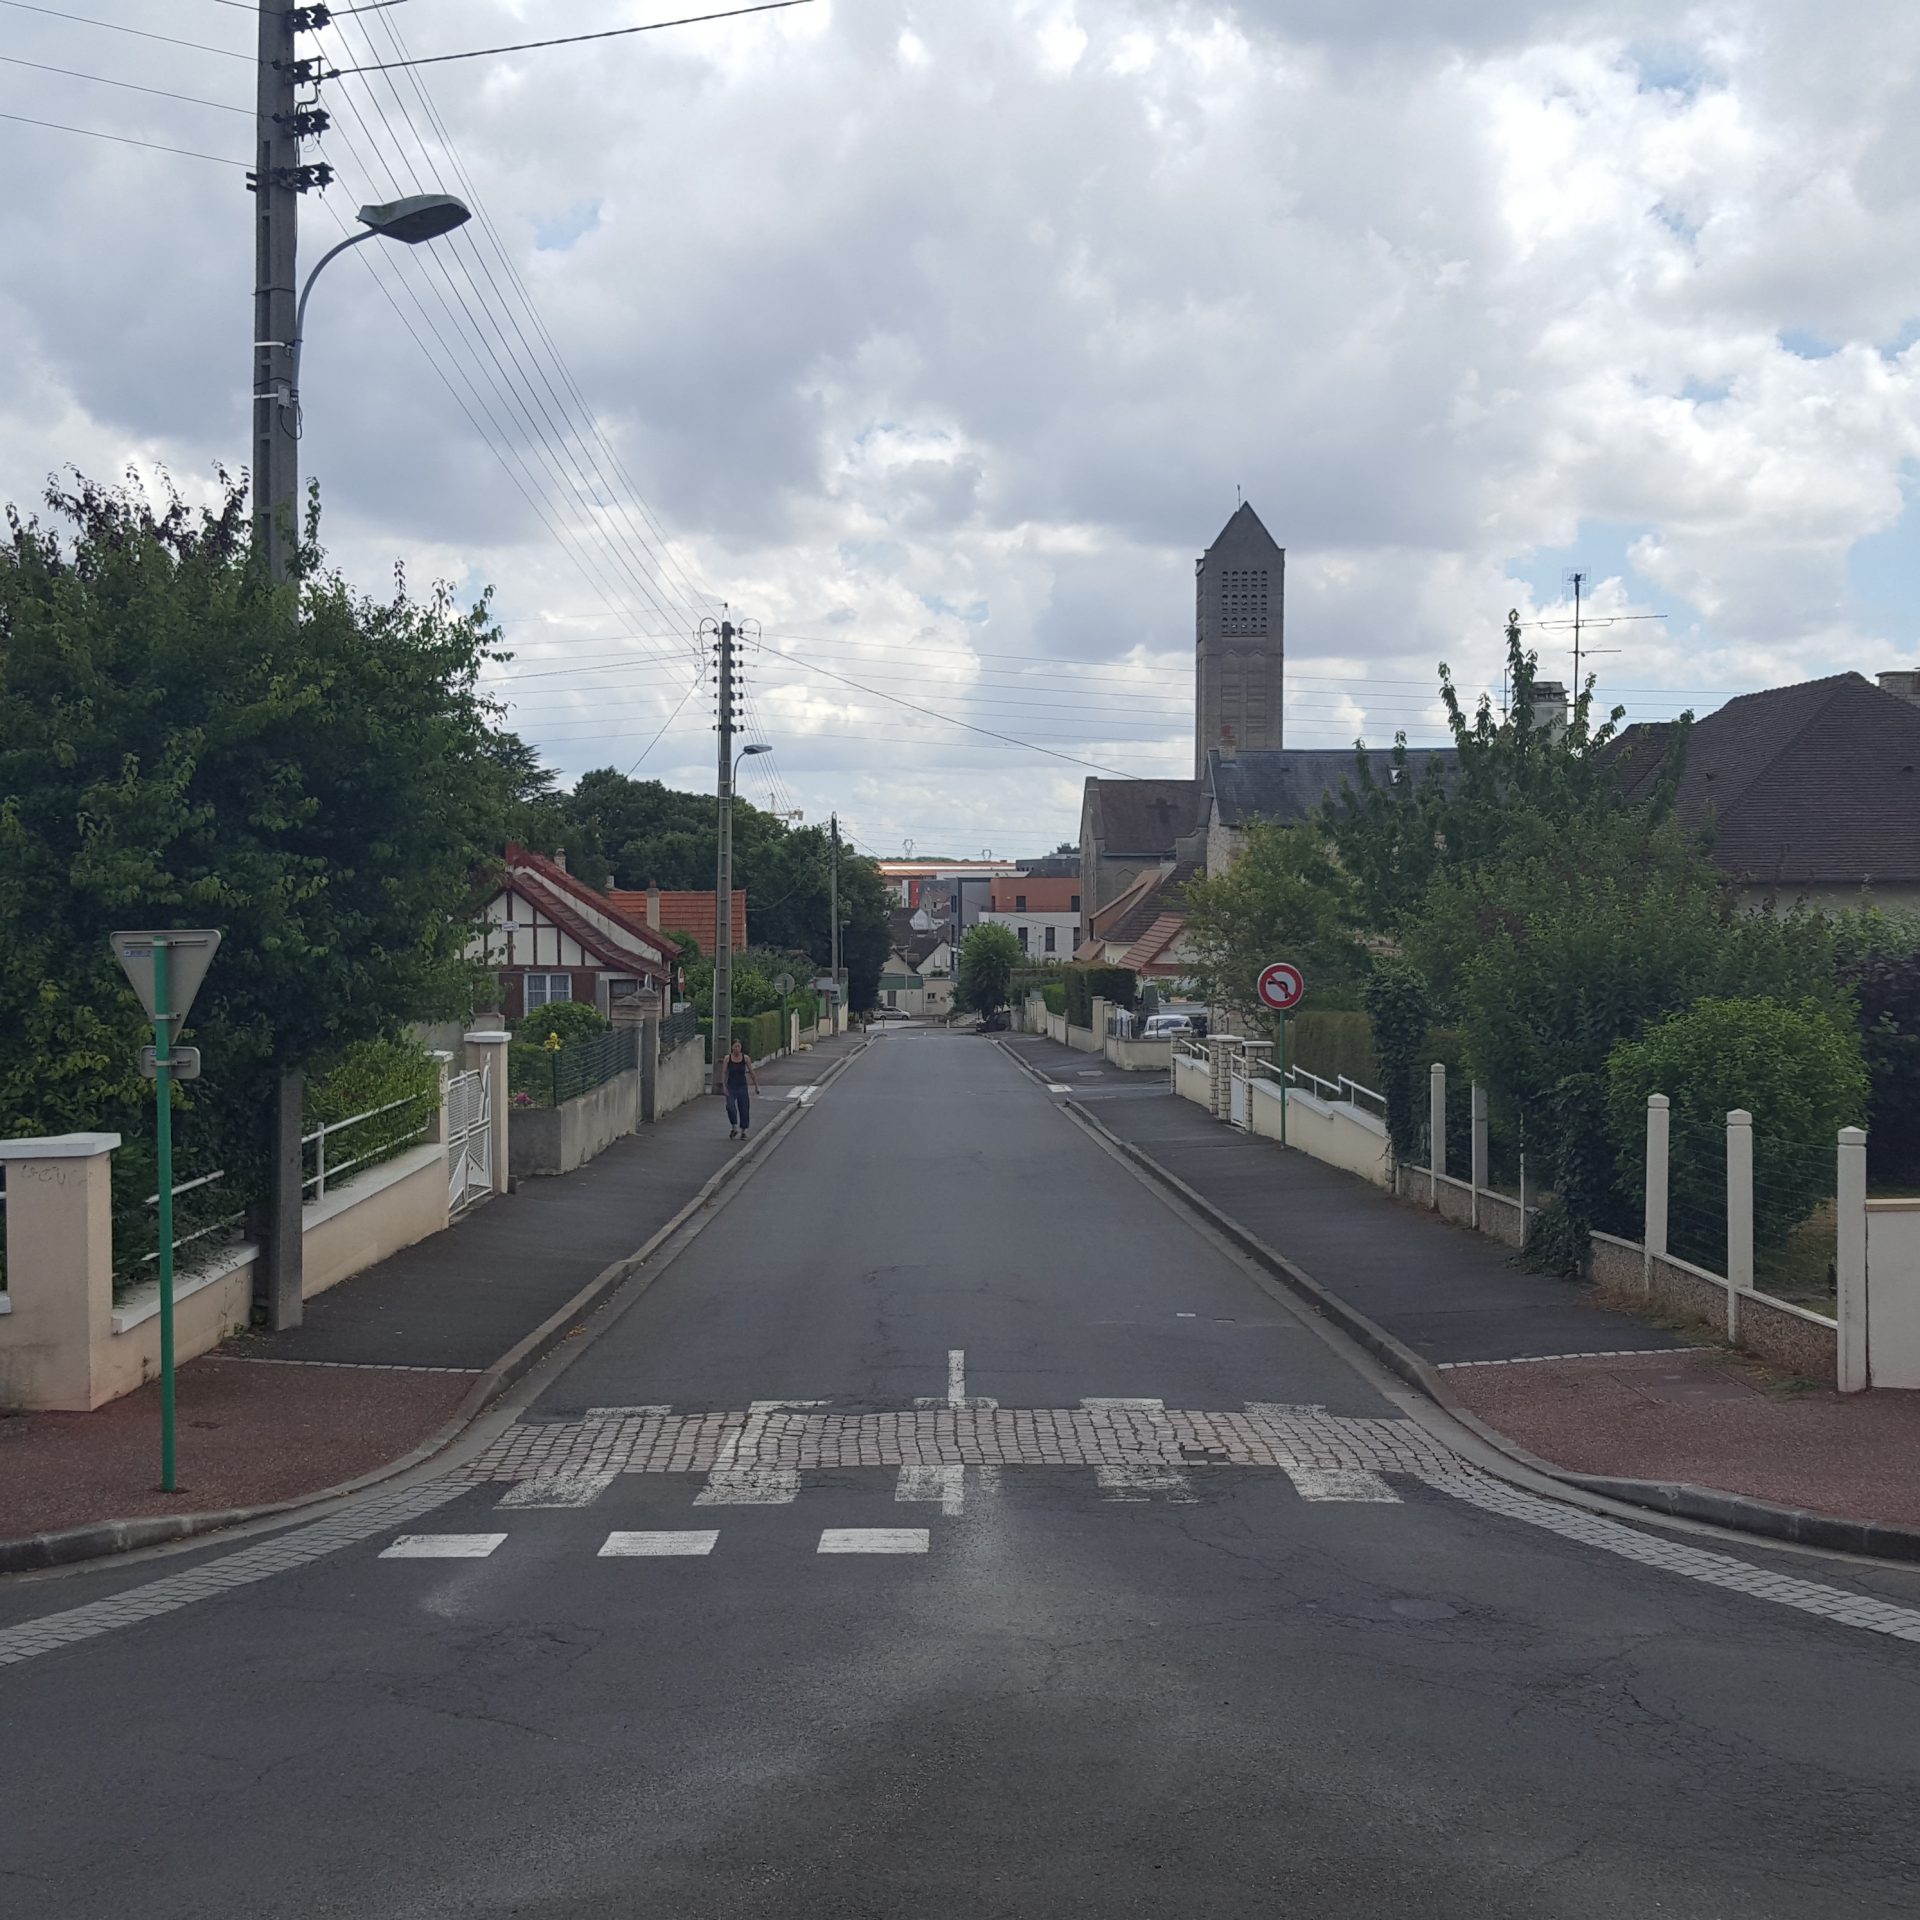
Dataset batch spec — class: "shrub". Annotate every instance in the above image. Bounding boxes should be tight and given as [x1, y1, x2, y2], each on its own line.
[1063, 965, 1136, 1026]
[1606, 998, 1868, 1254]
[1366, 961, 1431, 1164]
[306, 1035, 439, 1184]
[1041, 982, 1067, 1016]
[514, 999, 608, 1045]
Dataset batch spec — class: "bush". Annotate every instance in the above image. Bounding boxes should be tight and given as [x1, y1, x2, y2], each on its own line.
[1606, 998, 1868, 1253]
[1290, 1011, 1378, 1089]
[306, 1035, 439, 1185]
[1041, 982, 1067, 1016]
[1063, 965, 1136, 1027]
[1366, 962, 1431, 1164]
[514, 999, 608, 1045]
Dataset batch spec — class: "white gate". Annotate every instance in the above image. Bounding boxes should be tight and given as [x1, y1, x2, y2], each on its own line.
[1228, 1052, 1252, 1131]
[446, 1065, 492, 1215]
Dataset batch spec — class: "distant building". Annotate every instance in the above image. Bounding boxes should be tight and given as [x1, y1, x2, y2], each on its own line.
[979, 875, 1081, 961]
[1606, 670, 1920, 910]
[476, 846, 678, 1020]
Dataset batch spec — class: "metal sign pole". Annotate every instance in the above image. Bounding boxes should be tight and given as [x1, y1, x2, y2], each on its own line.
[153, 938, 177, 1492]
[1279, 1009, 1288, 1150]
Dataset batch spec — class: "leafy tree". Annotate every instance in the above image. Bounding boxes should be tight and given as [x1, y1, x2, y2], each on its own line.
[553, 769, 891, 1010]
[954, 922, 1022, 1014]
[1832, 908, 1920, 1186]
[0, 470, 515, 1235]
[1407, 811, 1846, 1270]
[1180, 821, 1368, 1026]
[1606, 998, 1867, 1252]
[1365, 959, 1433, 1165]
[1324, 611, 1688, 927]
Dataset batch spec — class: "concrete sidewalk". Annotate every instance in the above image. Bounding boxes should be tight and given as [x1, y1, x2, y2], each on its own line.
[0, 1033, 864, 1561]
[1006, 1034, 1920, 1546]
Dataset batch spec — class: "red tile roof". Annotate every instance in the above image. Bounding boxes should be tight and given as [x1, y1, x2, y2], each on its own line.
[608, 889, 748, 955]
[502, 845, 678, 967]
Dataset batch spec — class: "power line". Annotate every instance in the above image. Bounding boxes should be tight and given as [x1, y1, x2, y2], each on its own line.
[0, 0, 249, 59]
[0, 56, 250, 113]
[326, 0, 816, 76]
[355, 0, 710, 650]
[624, 669, 706, 776]
[0, 108, 246, 166]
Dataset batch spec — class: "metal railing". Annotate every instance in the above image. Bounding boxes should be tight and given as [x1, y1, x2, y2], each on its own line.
[1173, 1038, 1210, 1067]
[141, 1169, 244, 1267]
[303, 1090, 436, 1201]
[1279, 1062, 1388, 1120]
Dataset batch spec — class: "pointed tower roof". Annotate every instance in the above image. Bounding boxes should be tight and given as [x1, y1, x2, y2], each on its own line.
[1203, 500, 1279, 555]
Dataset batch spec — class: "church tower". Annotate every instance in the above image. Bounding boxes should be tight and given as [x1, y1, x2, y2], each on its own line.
[1194, 503, 1285, 777]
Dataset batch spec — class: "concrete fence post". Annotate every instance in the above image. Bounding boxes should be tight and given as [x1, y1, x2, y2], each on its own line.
[1644, 1093, 1669, 1290]
[465, 1028, 513, 1196]
[1470, 1082, 1488, 1228]
[1837, 1126, 1869, 1393]
[0, 1133, 121, 1411]
[1429, 1062, 1447, 1208]
[423, 1051, 455, 1146]
[1726, 1108, 1754, 1339]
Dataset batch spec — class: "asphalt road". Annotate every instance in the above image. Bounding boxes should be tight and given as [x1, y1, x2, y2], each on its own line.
[7, 1030, 1920, 1917]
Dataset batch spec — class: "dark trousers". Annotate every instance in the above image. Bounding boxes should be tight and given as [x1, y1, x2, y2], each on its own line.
[726, 1085, 750, 1131]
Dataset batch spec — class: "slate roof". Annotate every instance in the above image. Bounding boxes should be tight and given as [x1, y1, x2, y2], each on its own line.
[1206, 747, 1456, 829]
[1604, 672, 1920, 887]
[1087, 778, 1205, 856]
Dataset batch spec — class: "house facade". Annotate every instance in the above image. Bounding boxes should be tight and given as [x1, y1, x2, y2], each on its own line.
[980, 875, 1081, 961]
[475, 846, 680, 1020]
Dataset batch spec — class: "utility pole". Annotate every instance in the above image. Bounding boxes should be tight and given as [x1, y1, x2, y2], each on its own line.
[252, 0, 301, 583]
[250, 0, 329, 1330]
[708, 615, 740, 1091]
[1569, 570, 1585, 690]
[829, 811, 842, 1027]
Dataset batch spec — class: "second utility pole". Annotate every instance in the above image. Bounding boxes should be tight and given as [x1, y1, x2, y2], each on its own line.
[829, 811, 842, 1028]
[712, 615, 738, 1092]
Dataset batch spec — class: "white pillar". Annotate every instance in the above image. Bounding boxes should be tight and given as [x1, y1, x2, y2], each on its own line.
[1837, 1125, 1869, 1393]
[1644, 1094, 1669, 1288]
[1429, 1062, 1447, 1207]
[0, 1133, 121, 1410]
[1469, 1083, 1488, 1228]
[465, 1029, 512, 1195]
[1725, 1108, 1753, 1340]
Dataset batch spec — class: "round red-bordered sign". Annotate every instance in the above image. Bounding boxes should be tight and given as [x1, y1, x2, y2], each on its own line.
[1255, 961, 1305, 1012]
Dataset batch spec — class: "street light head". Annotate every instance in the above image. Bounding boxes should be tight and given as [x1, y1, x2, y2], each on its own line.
[357, 194, 472, 245]
[741, 743, 772, 757]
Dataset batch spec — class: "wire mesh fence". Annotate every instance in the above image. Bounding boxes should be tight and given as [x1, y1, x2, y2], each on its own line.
[660, 1007, 700, 1057]
[509, 1027, 638, 1109]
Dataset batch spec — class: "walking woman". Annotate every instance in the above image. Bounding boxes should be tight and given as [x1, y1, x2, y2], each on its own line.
[724, 1037, 761, 1139]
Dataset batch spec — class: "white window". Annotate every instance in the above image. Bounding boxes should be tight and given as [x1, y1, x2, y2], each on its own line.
[1044, 926, 1056, 953]
[1018, 925, 1029, 951]
[524, 972, 573, 1009]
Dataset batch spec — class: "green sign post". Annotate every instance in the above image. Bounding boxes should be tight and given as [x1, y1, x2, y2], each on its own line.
[111, 930, 221, 1492]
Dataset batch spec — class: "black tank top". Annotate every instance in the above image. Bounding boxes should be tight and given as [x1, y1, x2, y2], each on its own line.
[725, 1054, 749, 1089]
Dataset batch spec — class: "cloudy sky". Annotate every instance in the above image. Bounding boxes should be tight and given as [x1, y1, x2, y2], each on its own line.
[4, 0, 1919, 865]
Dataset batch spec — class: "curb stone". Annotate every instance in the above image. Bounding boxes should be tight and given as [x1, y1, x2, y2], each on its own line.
[997, 1037, 1920, 1569]
[0, 1039, 869, 1578]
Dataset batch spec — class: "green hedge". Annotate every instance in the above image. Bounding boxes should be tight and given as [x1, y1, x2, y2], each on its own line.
[704, 1009, 785, 1063]
[1288, 1012, 1465, 1094]
[1041, 982, 1067, 1016]
[1064, 965, 1136, 1026]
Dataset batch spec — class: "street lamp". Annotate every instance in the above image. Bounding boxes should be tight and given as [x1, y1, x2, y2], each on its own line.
[287, 195, 472, 436]
[713, 742, 771, 1086]
[247, 188, 469, 1335]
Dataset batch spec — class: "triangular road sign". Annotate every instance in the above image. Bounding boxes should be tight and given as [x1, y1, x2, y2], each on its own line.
[110, 930, 222, 1023]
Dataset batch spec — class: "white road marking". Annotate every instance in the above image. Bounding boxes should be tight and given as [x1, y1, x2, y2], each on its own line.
[585, 1405, 671, 1420]
[1096, 1464, 1194, 1502]
[379, 1533, 506, 1559]
[1285, 1467, 1401, 1504]
[1082, 1397, 1166, 1412]
[1045, 1083, 1072, 1093]
[818, 1528, 929, 1554]
[598, 1531, 719, 1557]
[896, 1464, 965, 1513]
[748, 1399, 829, 1412]
[695, 1466, 799, 1505]
[948, 1349, 966, 1406]
[495, 1472, 617, 1509]
[783, 1085, 815, 1101]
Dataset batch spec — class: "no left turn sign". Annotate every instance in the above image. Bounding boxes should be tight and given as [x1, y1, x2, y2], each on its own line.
[1255, 961, 1305, 1013]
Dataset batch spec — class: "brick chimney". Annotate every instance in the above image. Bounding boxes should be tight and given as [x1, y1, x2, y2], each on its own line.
[1877, 670, 1920, 709]
[645, 884, 661, 931]
[1528, 680, 1570, 739]
[551, 848, 568, 873]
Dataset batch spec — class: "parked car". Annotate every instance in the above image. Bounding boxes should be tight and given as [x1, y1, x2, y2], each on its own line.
[868, 1005, 913, 1024]
[1143, 1013, 1195, 1038]
[977, 1009, 1009, 1032]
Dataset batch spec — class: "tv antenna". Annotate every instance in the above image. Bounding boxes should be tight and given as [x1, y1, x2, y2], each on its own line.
[1515, 570, 1668, 692]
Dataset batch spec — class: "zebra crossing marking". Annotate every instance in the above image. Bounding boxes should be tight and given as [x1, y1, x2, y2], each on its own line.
[379, 1533, 505, 1559]
[1097, 1464, 1194, 1502]
[1284, 1466, 1400, 1504]
[496, 1471, 617, 1509]
[896, 1464, 966, 1513]
[819, 1528, 928, 1555]
[599, 1531, 719, 1557]
[696, 1467, 799, 1505]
